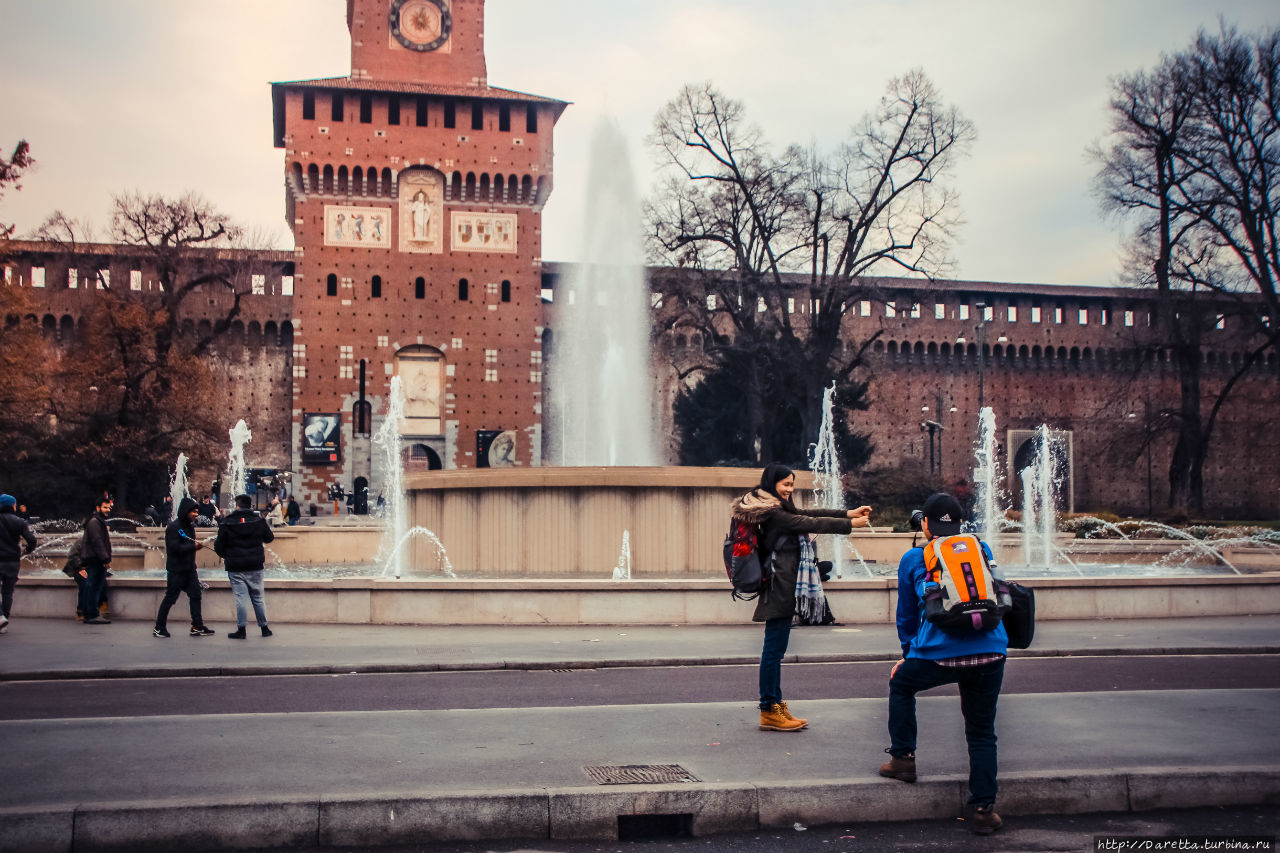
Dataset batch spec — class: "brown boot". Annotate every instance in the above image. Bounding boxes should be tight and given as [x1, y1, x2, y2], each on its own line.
[759, 703, 806, 731]
[777, 701, 808, 728]
[878, 751, 917, 783]
[964, 804, 1002, 835]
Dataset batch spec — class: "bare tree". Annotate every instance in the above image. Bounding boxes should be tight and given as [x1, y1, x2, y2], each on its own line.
[1093, 23, 1280, 515]
[0, 140, 34, 240]
[646, 73, 974, 463]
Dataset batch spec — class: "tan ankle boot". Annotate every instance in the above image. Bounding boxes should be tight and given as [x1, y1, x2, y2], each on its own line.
[778, 701, 808, 728]
[759, 703, 806, 731]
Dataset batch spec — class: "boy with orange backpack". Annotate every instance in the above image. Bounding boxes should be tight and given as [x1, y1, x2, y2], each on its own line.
[878, 492, 1008, 836]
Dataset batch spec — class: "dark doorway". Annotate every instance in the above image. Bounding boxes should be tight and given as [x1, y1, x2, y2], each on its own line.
[353, 476, 369, 515]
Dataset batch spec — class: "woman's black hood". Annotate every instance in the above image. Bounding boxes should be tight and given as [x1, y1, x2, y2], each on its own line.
[177, 497, 200, 521]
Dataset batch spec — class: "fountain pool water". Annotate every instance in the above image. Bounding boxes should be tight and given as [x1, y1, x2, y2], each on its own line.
[226, 420, 252, 503]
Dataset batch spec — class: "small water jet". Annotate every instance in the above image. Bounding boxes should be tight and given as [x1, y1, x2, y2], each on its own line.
[611, 530, 632, 580]
[227, 420, 252, 503]
[169, 452, 191, 519]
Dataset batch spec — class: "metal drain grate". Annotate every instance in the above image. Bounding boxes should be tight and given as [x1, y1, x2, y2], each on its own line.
[583, 764, 700, 785]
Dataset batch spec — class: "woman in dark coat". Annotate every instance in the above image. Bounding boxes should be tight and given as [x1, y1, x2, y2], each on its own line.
[731, 463, 871, 732]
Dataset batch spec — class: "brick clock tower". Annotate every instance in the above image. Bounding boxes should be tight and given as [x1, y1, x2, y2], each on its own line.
[272, 0, 566, 509]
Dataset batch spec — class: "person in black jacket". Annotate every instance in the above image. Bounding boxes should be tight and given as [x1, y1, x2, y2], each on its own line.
[730, 464, 872, 732]
[80, 496, 114, 626]
[0, 493, 38, 634]
[153, 497, 215, 638]
[214, 494, 276, 639]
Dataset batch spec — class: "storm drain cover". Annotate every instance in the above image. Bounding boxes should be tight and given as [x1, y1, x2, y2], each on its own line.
[583, 764, 700, 785]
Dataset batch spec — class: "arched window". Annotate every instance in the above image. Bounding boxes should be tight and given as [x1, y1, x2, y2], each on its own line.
[323, 165, 334, 194]
[353, 399, 372, 437]
[479, 173, 491, 201]
[352, 166, 363, 195]
[326, 273, 338, 296]
[521, 175, 533, 203]
[338, 165, 349, 195]
[381, 168, 393, 196]
[371, 275, 382, 299]
[414, 277, 425, 300]
[494, 174, 506, 202]
[458, 278, 469, 301]
[450, 171, 463, 201]
[307, 164, 319, 192]
[465, 172, 476, 200]
[501, 280, 511, 302]
[292, 162, 305, 193]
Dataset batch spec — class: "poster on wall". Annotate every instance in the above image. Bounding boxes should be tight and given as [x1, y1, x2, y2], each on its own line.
[476, 429, 517, 468]
[302, 413, 342, 464]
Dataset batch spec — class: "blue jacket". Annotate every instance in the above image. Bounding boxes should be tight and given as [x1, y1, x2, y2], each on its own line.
[895, 538, 1008, 660]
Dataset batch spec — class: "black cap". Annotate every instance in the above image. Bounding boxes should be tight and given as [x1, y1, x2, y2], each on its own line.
[921, 492, 964, 537]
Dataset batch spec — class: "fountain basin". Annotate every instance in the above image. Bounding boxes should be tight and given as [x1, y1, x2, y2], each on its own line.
[11, 573, 1279, 625]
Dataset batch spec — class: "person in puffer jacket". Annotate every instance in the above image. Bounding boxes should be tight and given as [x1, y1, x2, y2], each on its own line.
[214, 494, 276, 639]
[153, 497, 215, 638]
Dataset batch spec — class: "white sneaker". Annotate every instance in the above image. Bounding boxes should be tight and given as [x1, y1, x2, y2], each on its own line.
[0, 616, 9, 634]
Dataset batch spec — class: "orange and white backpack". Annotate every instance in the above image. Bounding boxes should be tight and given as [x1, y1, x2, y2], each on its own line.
[922, 534, 1011, 634]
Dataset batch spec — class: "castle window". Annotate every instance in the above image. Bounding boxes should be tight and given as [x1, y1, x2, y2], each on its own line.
[861, 300, 871, 317]
[1031, 305, 1042, 323]
[1054, 306, 1064, 324]
[388, 97, 400, 125]
[443, 99, 455, 128]
[982, 305, 994, 322]
[131, 270, 143, 291]
[353, 397, 371, 437]
[1007, 306, 1017, 322]
[501, 280, 511, 302]
[1079, 308, 1089, 325]
[327, 274, 338, 296]
[415, 277, 425, 300]
[416, 96, 429, 127]
[252, 274, 266, 295]
[281, 275, 294, 296]
[1216, 314, 1226, 330]
[331, 93, 344, 122]
[371, 275, 382, 298]
[359, 94, 372, 123]
[910, 303, 921, 319]
[526, 104, 538, 134]
[68, 269, 78, 289]
[31, 266, 45, 288]
[1101, 309, 1109, 325]
[935, 303, 945, 320]
[303, 92, 315, 120]
[706, 295, 717, 310]
[1123, 310, 1134, 327]
[958, 304, 969, 320]
[458, 278, 469, 301]
[471, 102, 483, 130]
[886, 302, 896, 318]
[499, 104, 511, 132]
[787, 297, 795, 314]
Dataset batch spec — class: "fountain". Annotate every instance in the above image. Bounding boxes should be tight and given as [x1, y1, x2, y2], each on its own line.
[169, 452, 191, 518]
[972, 407, 1003, 543]
[548, 118, 657, 467]
[226, 420, 252, 503]
[611, 530, 632, 581]
[809, 383, 873, 578]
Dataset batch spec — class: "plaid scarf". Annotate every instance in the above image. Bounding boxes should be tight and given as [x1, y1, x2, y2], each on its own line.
[794, 534, 827, 625]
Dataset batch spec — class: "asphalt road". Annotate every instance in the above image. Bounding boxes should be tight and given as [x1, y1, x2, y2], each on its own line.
[4, 654, 1276, 720]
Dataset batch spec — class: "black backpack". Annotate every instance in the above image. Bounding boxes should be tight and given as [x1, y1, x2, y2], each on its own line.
[723, 518, 772, 600]
[61, 531, 86, 579]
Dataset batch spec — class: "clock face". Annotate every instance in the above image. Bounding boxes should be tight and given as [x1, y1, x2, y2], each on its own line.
[390, 0, 452, 52]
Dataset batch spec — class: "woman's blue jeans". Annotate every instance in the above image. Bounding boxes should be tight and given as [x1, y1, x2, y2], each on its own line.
[887, 657, 1005, 805]
[758, 616, 793, 709]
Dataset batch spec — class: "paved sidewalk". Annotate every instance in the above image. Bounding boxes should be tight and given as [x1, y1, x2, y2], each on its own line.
[1, 614, 1277, 680]
[0, 616, 1277, 852]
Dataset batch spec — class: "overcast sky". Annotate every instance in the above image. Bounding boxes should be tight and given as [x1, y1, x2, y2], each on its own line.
[2, 0, 1276, 287]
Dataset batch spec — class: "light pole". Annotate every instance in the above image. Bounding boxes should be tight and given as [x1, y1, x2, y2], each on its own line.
[920, 404, 943, 477]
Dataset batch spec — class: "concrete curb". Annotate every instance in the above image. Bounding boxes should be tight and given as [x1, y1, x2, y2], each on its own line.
[3, 645, 1277, 683]
[4, 766, 1277, 852]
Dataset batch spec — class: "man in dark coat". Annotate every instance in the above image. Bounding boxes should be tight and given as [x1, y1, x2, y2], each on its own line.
[214, 494, 276, 639]
[0, 494, 38, 633]
[80, 496, 114, 626]
[153, 497, 215, 637]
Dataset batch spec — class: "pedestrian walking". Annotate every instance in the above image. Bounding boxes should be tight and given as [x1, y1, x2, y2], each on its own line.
[214, 494, 276, 639]
[878, 492, 1008, 835]
[0, 494, 38, 634]
[80, 496, 114, 626]
[153, 497, 215, 637]
[285, 496, 301, 526]
[731, 463, 871, 732]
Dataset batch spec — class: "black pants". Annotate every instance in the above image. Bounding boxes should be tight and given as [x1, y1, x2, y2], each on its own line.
[0, 569, 16, 618]
[155, 571, 203, 630]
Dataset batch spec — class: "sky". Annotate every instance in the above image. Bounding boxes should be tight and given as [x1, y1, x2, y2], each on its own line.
[2, 0, 1276, 288]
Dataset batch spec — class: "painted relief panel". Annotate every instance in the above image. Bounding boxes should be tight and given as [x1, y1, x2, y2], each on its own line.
[323, 205, 391, 249]
[451, 212, 517, 254]
[397, 348, 445, 436]
[398, 170, 445, 254]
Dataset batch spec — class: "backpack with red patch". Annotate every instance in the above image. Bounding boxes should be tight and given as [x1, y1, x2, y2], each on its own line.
[921, 533, 1011, 634]
[723, 517, 772, 601]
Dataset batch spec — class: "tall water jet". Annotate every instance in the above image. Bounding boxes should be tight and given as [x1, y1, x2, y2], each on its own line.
[548, 118, 657, 466]
[1020, 425, 1060, 569]
[169, 453, 191, 517]
[374, 376, 408, 579]
[972, 407, 1003, 542]
[810, 382, 849, 577]
[227, 420, 252, 502]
